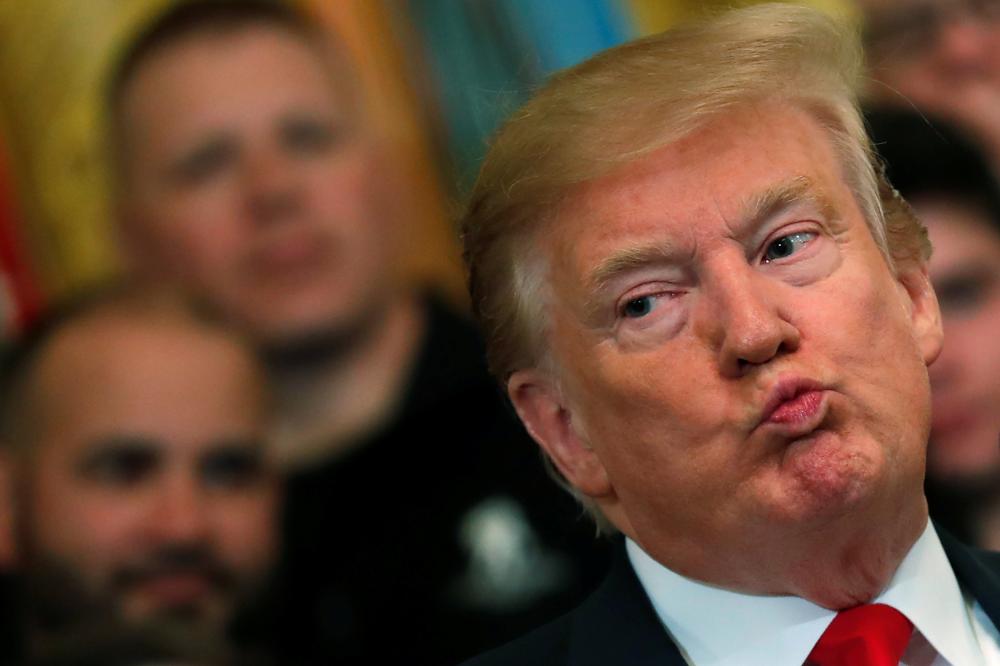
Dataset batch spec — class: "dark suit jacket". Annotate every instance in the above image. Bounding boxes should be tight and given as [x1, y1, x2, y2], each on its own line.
[463, 528, 1000, 666]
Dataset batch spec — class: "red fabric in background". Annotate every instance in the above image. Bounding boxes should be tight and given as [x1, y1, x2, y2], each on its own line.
[0, 136, 42, 336]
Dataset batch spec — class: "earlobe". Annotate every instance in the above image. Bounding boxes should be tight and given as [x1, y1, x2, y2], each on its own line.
[507, 369, 613, 499]
[898, 264, 943, 366]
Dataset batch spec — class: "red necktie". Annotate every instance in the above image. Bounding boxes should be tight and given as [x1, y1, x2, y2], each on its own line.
[806, 603, 914, 666]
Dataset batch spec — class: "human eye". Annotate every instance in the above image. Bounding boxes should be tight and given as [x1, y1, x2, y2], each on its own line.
[617, 285, 685, 323]
[282, 116, 340, 155]
[170, 139, 236, 186]
[761, 231, 816, 263]
[200, 445, 265, 491]
[78, 440, 159, 487]
[935, 269, 998, 316]
[622, 294, 659, 319]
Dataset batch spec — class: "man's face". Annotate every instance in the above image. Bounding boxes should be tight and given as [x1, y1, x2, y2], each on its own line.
[15, 315, 277, 635]
[512, 104, 942, 601]
[860, 0, 1000, 148]
[917, 198, 1000, 486]
[118, 26, 395, 348]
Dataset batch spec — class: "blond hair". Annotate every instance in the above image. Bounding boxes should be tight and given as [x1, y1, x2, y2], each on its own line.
[461, 2, 930, 531]
[463, 2, 928, 384]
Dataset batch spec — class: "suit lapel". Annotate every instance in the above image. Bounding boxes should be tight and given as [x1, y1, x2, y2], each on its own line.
[938, 524, 1000, 626]
[566, 540, 687, 666]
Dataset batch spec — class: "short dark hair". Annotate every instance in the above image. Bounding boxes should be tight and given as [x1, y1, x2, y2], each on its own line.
[866, 107, 1000, 236]
[104, 0, 346, 176]
[107, 0, 317, 111]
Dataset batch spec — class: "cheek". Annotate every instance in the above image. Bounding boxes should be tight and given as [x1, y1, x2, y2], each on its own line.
[169, 223, 245, 274]
[208, 493, 278, 571]
[816, 272, 932, 441]
[143, 188, 246, 272]
[307, 149, 386, 231]
[579, 331, 727, 433]
[944, 302, 1000, 389]
[571, 344, 731, 501]
[29, 479, 141, 576]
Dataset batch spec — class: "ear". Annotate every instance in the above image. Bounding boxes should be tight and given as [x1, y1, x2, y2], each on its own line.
[507, 369, 613, 499]
[897, 263, 943, 366]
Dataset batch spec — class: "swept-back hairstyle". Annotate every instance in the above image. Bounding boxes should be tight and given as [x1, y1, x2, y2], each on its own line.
[463, 2, 928, 384]
[461, 2, 930, 528]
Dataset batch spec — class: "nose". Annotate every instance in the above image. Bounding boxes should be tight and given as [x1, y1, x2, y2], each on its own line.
[242, 147, 304, 225]
[696, 261, 800, 378]
[147, 474, 212, 547]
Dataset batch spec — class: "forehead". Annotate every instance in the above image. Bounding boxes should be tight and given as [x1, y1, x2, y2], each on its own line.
[119, 24, 347, 144]
[32, 316, 264, 455]
[547, 103, 856, 284]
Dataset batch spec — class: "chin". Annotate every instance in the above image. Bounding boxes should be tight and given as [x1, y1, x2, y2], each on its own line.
[769, 434, 886, 524]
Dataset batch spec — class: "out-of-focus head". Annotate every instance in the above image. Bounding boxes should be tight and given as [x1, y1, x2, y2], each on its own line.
[108, 0, 399, 354]
[0, 284, 278, 656]
[464, 3, 943, 607]
[868, 108, 1000, 491]
[858, 0, 1000, 157]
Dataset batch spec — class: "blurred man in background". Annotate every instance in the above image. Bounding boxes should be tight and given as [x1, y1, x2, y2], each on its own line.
[868, 108, 1000, 549]
[858, 0, 1000, 171]
[0, 285, 278, 664]
[106, 1, 608, 663]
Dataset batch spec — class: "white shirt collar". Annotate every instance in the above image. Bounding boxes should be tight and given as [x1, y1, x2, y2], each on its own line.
[626, 521, 984, 665]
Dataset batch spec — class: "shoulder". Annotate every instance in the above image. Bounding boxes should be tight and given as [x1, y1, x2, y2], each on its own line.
[461, 538, 684, 666]
[461, 613, 574, 666]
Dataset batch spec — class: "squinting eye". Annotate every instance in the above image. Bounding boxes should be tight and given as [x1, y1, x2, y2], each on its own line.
[172, 141, 235, 186]
[623, 295, 657, 318]
[283, 119, 339, 154]
[762, 232, 815, 263]
[201, 447, 265, 490]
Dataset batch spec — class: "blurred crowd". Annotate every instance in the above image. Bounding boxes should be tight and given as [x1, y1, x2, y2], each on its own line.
[0, 0, 998, 664]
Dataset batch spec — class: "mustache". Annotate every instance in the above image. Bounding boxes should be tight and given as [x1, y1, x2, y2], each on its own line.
[112, 546, 237, 593]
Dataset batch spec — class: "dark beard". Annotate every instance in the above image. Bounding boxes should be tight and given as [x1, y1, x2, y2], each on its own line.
[17, 546, 275, 666]
[258, 299, 386, 371]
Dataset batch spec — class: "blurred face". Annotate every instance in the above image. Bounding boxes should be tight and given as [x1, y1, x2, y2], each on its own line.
[860, 0, 1000, 148]
[511, 104, 942, 604]
[917, 198, 1000, 484]
[16, 315, 277, 636]
[118, 26, 395, 348]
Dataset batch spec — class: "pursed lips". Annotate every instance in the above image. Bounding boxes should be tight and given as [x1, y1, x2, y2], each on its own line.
[756, 376, 829, 437]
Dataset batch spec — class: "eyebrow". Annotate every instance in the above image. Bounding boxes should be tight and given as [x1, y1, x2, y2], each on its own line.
[76, 436, 162, 471]
[738, 176, 837, 234]
[582, 176, 837, 317]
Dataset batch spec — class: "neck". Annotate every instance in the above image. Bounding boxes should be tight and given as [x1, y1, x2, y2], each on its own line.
[627, 493, 928, 610]
[267, 292, 426, 470]
[782, 506, 927, 608]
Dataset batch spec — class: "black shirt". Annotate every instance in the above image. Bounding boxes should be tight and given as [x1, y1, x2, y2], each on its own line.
[278, 298, 611, 665]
